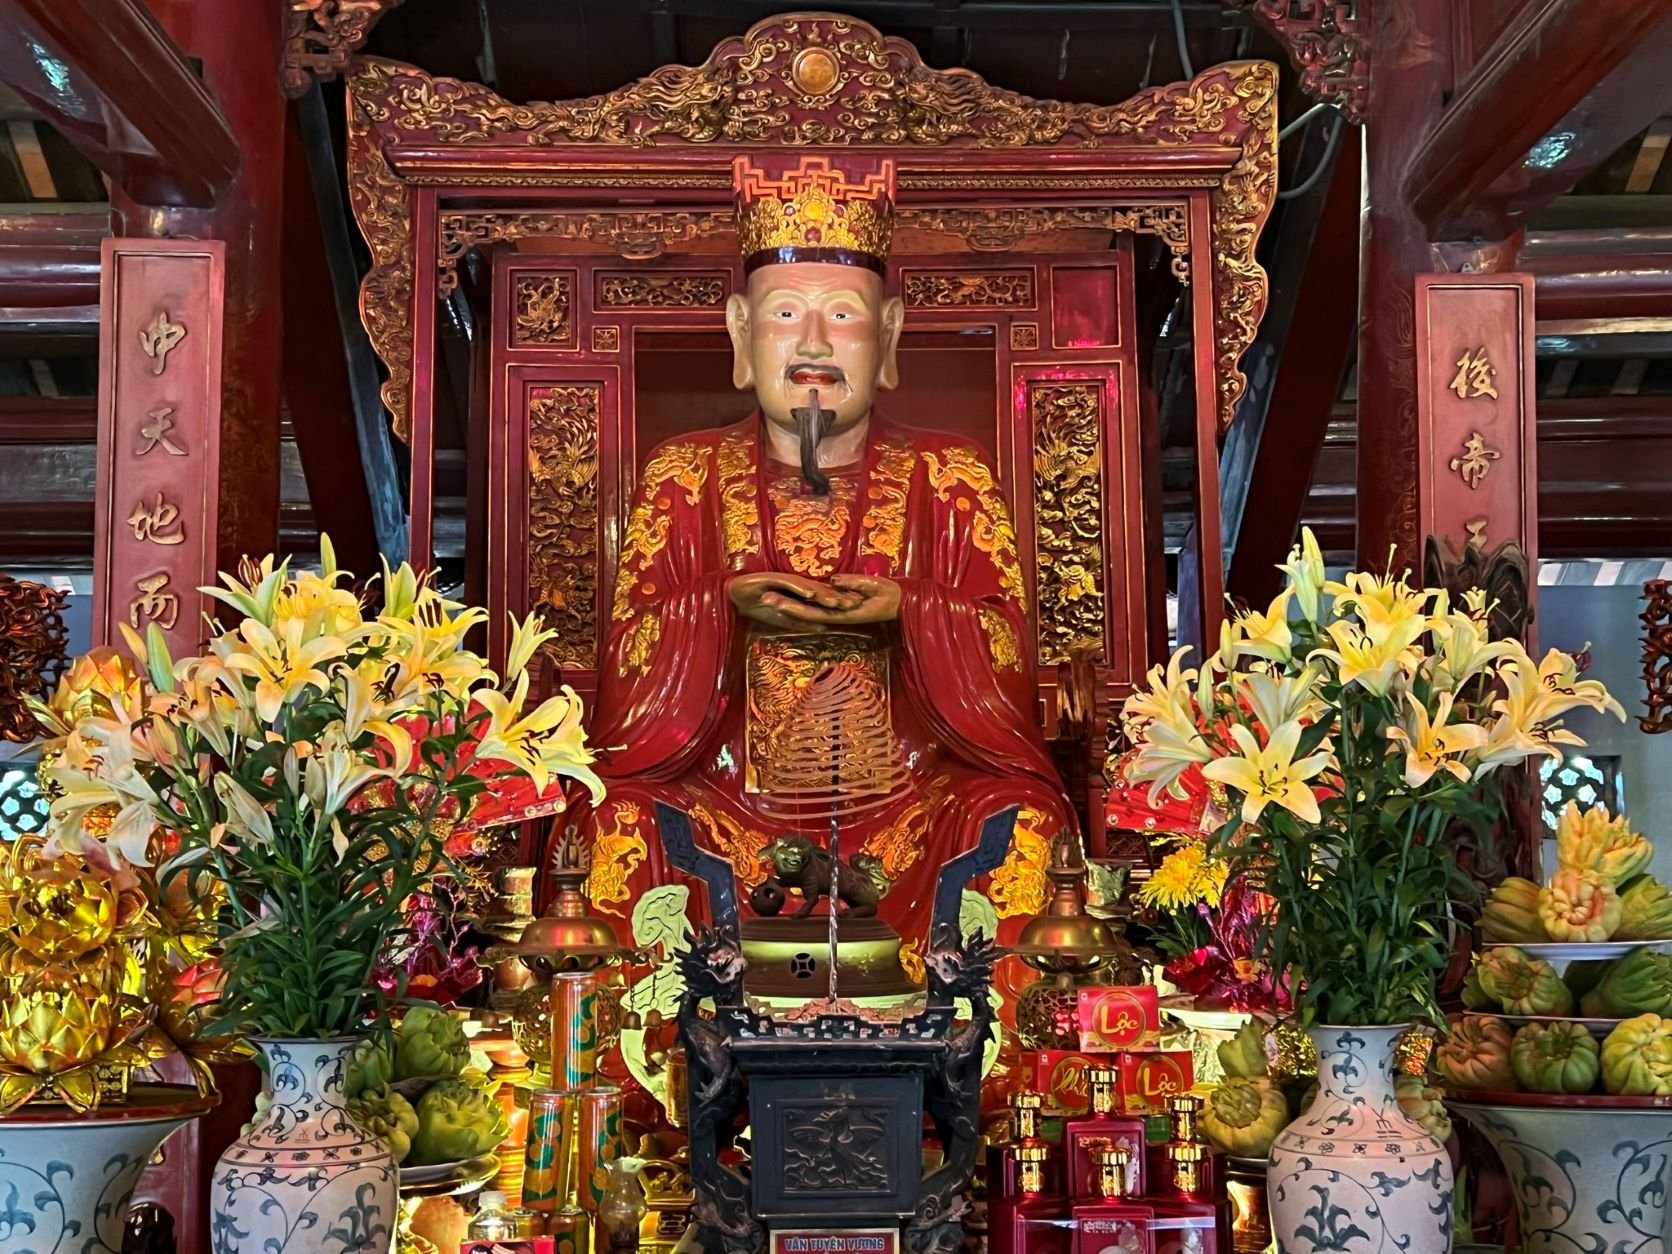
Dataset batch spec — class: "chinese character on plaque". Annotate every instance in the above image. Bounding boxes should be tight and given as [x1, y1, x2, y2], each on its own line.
[94, 240, 224, 657]
[1414, 274, 1536, 572]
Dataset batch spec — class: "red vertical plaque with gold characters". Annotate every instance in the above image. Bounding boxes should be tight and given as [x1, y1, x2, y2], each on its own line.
[1414, 273, 1538, 561]
[93, 239, 225, 658]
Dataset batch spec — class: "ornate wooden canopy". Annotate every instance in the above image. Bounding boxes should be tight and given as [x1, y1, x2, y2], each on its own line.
[346, 12, 1276, 444]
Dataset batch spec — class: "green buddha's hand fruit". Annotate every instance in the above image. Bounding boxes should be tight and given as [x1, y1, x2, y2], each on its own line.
[1435, 1015, 1516, 1091]
[1216, 1021, 1269, 1080]
[348, 1084, 419, 1164]
[1199, 1077, 1289, 1157]
[1601, 1014, 1672, 1096]
[394, 1006, 470, 1081]
[1510, 1021, 1599, 1095]
[409, 1077, 509, 1166]
[1480, 877, 1547, 944]
[1395, 1074, 1451, 1143]
[1476, 946, 1573, 1016]
[1616, 876, 1672, 941]
[1591, 947, 1672, 1018]
[346, 1036, 394, 1100]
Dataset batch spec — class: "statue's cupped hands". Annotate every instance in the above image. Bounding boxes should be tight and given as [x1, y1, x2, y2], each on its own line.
[728, 571, 901, 629]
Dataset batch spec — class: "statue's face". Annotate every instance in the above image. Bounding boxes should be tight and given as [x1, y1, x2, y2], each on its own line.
[727, 262, 904, 437]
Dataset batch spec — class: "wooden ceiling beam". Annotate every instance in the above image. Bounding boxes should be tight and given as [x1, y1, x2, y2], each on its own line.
[0, 0, 239, 208]
[1524, 228, 1672, 320]
[0, 207, 104, 324]
[0, 395, 96, 444]
[1404, 0, 1672, 240]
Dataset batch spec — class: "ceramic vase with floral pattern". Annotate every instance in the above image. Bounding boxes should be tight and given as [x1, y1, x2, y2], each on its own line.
[1267, 1025, 1453, 1254]
[0, 1097, 206, 1253]
[211, 1038, 396, 1254]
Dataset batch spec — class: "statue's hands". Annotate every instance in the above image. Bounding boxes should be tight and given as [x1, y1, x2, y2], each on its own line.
[822, 573, 902, 625]
[728, 572, 862, 629]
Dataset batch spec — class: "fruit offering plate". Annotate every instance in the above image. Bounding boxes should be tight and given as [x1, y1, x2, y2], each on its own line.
[1481, 939, 1672, 960]
[1446, 1089, 1672, 1109]
[399, 1154, 498, 1190]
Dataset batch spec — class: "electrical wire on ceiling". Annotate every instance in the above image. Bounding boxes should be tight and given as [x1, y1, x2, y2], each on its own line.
[1169, 0, 1195, 76]
[1278, 112, 1345, 201]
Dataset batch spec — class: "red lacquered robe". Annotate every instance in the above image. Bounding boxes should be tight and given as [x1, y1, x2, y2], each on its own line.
[560, 414, 1077, 968]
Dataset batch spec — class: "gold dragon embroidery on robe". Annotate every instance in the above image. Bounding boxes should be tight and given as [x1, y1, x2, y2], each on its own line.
[767, 474, 856, 577]
[586, 801, 649, 916]
[859, 439, 915, 568]
[922, 445, 1028, 607]
[612, 442, 706, 620]
[717, 430, 760, 562]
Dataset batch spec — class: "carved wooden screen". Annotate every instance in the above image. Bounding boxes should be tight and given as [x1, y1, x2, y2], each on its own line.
[488, 244, 1144, 725]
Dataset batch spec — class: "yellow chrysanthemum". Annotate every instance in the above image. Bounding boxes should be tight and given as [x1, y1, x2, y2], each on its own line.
[1140, 842, 1228, 913]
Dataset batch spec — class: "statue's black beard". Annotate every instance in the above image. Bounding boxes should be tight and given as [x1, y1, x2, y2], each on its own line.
[791, 390, 835, 496]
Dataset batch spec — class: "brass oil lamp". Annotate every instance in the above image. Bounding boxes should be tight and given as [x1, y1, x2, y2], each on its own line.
[482, 829, 635, 1070]
[1007, 833, 1145, 1050]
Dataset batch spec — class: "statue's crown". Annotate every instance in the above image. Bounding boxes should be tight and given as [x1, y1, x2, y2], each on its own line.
[733, 154, 895, 274]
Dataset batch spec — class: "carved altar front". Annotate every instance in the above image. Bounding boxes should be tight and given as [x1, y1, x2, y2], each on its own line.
[346, 13, 1277, 836]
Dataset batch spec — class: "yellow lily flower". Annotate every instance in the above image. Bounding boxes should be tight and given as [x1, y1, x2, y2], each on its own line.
[505, 612, 558, 684]
[1278, 527, 1327, 622]
[1385, 692, 1486, 788]
[1237, 664, 1323, 735]
[1429, 611, 1515, 691]
[1227, 588, 1294, 664]
[1125, 710, 1215, 802]
[338, 669, 415, 768]
[201, 555, 286, 627]
[219, 617, 347, 724]
[1474, 652, 1584, 772]
[1530, 647, 1626, 723]
[1326, 569, 1431, 636]
[1311, 615, 1426, 697]
[1201, 720, 1333, 826]
[470, 672, 566, 795]
[303, 736, 389, 819]
[1122, 649, 1200, 736]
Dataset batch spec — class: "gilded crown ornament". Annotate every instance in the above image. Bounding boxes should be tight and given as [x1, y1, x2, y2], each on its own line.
[733, 154, 895, 272]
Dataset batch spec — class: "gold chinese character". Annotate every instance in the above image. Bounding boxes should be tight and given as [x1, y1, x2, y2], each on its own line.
[137, 406, 187, 456]
[139, 311, 186, 376]
[1449, 431, 1502, 490]
[1449, 347, 1499, 400]
[126, 492, 185, 545]
[129, 572, 179, 630]
[1465, 517, 1489, 545]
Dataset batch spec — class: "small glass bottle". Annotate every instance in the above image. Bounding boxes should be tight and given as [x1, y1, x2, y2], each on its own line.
[990, 1142, 1071, 1254]
[1065, 1066, 1148, 1200]
[1071, 1146, 1155, 1254]
[989, 1091, 1055, 1202]
[469, 1190, 539, 1240]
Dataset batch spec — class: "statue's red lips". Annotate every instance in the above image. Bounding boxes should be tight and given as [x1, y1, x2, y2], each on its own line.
[789, 366, 841, 387]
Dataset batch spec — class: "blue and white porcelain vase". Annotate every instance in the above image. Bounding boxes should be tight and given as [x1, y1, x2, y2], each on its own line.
[1267, 1025, 1453, 1254]
[211, 1038, 396, 1253]
[0, 1093, 207, 1253]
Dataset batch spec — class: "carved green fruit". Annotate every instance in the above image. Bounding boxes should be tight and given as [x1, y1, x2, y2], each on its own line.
[1200, 1077, 1289, 1157]
[1435, 1015, 1516, 1091]
[1481, 877, 1548, 944]
[1592, 947, 1672, 1018]
[1476, 947, 1573, 1016]
[1510, 1021, 1599, 1095]
[1601, 1013, 1672, 1096]
[1616, 876, 1672, 942]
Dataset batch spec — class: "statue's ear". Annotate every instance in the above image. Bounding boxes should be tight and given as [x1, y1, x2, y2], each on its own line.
[726, 293, 753, 390]
[877, 295, 905, 391]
